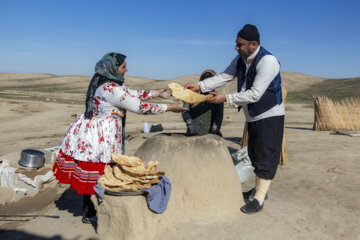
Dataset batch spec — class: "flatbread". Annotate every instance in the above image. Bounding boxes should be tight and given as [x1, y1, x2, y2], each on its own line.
[111, 153, 143, 167]
[113, 165, 150, 184]
[145, 160, 158, 171]
[168, 82, 213, 104]
[104, 165, 114, 180]
[98, 175, 139, 191]
[98, 155, 165, 191]
[121, 165, 153, 177]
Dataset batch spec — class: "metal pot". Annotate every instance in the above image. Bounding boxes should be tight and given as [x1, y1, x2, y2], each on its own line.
[18, 149, 45, 168]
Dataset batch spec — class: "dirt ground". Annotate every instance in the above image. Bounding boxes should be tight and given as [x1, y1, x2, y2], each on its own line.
[0, 92, 359, 239]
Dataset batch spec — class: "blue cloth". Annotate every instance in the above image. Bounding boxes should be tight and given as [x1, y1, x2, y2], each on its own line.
[93, 176, 172, 214]
[94, 183, 106, 203]
[140, 176, 172, 214]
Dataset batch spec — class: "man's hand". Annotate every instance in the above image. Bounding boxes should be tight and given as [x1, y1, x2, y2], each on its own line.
[155, 88, 171, 98]
[183, 83, 200, 92]
[206, 92, 226, 104]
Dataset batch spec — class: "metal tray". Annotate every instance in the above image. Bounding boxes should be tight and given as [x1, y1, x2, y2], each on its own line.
[105, 189, 146, 196]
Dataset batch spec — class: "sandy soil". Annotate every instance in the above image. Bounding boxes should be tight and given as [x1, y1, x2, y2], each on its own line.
[0, 73, 359, 240]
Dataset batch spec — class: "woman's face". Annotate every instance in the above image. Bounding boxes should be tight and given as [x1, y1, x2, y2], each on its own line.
[117, 61, 128, 76]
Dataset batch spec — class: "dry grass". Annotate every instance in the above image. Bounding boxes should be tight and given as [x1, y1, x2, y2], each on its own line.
[313, 96, 360, 131]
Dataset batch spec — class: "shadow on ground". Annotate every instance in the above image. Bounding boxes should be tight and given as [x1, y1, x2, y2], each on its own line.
[54, 188, 82, 217]
[54, 187, 98, 231]
[285, 126, 313, 131]
[0, 229, 99, 240]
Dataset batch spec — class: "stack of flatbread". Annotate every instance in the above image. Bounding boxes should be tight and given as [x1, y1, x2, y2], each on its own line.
[168, 82, 213, 104]
[98, 154, 164, 192]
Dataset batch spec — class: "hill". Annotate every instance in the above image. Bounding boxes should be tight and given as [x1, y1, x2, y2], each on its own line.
[0, 72, 358, 104]
[0, 73, 155, 94]
[287, 77, 360, 103]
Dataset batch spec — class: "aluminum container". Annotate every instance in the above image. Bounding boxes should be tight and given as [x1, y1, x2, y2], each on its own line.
[18, 149, 45, 168]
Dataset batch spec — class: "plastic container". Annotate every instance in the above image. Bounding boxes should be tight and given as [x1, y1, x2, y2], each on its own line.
[143, 122, 150, 133]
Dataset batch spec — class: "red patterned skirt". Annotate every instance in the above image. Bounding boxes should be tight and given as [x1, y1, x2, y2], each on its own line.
[52, 150, 106, 195]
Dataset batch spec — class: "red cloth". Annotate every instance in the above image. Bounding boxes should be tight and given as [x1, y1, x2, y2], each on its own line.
[52, 150, 106, 195]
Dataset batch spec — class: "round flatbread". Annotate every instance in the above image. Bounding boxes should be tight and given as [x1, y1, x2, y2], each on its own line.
[168, 82, 213, 104]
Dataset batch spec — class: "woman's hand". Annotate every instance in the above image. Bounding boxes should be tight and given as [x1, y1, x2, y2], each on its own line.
[154, 88, 171, 98]
[166, 101, 187, 113]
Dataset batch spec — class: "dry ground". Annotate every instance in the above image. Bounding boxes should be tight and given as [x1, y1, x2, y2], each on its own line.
[0, 73, 359, 240]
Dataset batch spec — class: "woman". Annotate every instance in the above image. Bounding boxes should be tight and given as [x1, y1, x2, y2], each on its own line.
[52, 52, 185, 223]
[181, 69, 224, 136]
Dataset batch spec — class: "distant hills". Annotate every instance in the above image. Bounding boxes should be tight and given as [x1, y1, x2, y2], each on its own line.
[286, 76, 360, 102]
[0, 72, 358, 104]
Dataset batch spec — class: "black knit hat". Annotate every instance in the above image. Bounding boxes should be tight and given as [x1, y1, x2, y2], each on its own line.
[199, 69, 217, 81]
[237, 24, 260, 43]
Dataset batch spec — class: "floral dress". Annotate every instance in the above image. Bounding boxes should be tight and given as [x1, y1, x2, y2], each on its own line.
[53, 82, 167, 194]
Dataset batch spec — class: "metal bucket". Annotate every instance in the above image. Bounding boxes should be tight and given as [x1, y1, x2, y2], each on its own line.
[18, 149, 45, 168]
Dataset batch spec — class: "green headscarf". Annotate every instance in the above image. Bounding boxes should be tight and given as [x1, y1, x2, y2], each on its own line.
[84, 52, 126, 119]
[95, 53, 126, 82]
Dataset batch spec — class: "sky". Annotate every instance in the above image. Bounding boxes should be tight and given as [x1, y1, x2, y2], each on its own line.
[0, 0, 359, 80]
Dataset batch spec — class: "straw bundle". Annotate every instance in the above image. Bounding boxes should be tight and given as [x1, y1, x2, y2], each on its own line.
[241, 122, 248, 148]
[241, 86, 287, 165]
[313, 96, 360, 131]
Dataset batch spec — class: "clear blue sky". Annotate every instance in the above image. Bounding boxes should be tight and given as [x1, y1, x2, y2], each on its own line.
[0, 0, 359, 80]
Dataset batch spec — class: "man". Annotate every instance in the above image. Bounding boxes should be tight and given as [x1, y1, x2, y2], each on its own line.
[182, 69, 224, 136]
[184, 24, 284, 214]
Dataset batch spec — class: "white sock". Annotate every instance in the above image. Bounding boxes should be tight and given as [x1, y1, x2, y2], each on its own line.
[254, 176, 271, 204]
